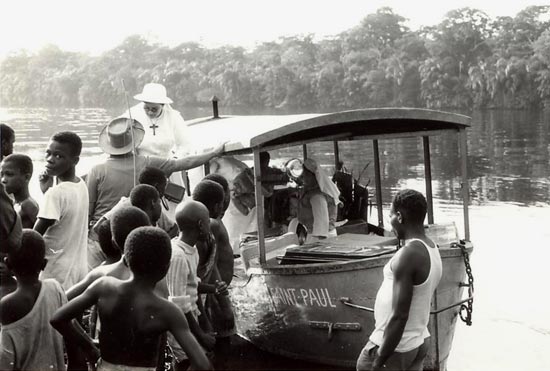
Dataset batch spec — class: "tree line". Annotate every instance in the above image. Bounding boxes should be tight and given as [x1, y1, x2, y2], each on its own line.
[1, 6, 549, 110]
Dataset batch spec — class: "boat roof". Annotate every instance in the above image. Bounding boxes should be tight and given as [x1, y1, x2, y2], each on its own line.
[186, 108, 471, 153]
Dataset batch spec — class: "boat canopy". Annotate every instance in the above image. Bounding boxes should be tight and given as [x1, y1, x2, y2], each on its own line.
[186, 108, 471, 154]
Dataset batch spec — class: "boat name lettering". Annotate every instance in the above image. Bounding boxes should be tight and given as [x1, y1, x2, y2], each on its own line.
[268, 287, 336, 308]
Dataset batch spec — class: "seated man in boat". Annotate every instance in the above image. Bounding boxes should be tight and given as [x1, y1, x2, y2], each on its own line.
[296, 158, 341, 243]
[356, 189, 442, 371]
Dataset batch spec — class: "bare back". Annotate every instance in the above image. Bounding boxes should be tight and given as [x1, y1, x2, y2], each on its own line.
[95, 278, 170, 367]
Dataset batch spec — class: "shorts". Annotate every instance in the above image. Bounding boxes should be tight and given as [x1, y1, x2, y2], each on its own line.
[356, 339, 429, 371]
[96, 358, 156, 371]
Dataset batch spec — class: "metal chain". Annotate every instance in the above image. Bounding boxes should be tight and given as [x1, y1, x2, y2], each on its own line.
[456, 240, 474, 326]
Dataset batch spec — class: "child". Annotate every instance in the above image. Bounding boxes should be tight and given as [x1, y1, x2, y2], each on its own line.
[194, 177, 236, 360]
[0, 229, 67, 371]
[89, 179, 166, 269]
[1, 154, 39, 228]
[66, 206, 151, 301]
[1, 123, 15, 161]
[51, 226, 212, 371]
[95, 218, 120, 265]
[166, 200, 216, 370]
[34, 131, 88, 290]
[129, 184, 162, 226]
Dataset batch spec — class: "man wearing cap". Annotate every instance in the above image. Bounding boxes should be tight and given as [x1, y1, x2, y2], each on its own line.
[85, 117, 224, 269]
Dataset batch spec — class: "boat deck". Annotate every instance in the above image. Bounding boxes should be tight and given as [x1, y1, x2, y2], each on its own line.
[238, 222, 459, 269]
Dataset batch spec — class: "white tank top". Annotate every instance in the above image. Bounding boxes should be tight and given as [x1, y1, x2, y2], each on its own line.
[369, 238, 443, 352]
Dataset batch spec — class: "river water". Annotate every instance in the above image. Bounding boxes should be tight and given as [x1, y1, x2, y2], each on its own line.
[1, 106, 549, 370]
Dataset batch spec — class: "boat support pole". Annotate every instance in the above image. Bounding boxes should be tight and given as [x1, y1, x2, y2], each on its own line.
[333, 141, 340, 169]
[253, 148, 266, 264]
[373, 140, 384, 228]
[459, 129, 470, 240]
[423, 136, 434, 224]
[302, 144, 308, 160]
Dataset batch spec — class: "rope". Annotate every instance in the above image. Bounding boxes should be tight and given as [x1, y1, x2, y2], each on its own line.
[121, 79, 137, 187]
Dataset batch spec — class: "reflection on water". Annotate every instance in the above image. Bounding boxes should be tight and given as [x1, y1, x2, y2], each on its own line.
[1, 107, 548, 207]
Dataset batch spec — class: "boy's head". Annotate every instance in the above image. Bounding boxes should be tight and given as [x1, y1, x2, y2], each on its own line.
[138, 166, 167, 197]
[130, 184, 162, 225]
[175, 200, 211, 242]
[203, 173, 230, 212]
[44, 131, 82, 177]
[124, 226, 171, 283]
[7, 229, 46, 277]
[390, 189, 427, 238]
[1, 123, 15, 159]
[110, 206, 151, 252]
[192, 179, 225, 219]
[1, 154, 33, 195]
[96, 218, 121, 261]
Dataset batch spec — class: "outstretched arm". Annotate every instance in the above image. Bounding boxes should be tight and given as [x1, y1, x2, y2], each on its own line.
[167, 304, 213, 370]
[173, 142, 225, 172]
[66, 270, 104, 301]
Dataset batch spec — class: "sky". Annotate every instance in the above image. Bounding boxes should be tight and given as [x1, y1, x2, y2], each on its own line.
[1, 0, 546, 58]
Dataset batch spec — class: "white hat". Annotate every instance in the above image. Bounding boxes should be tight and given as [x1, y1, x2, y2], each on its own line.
[98, 118, 145, 155]
[133, 83, 173, 104]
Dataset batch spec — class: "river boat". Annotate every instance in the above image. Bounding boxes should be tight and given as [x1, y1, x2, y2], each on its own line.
[185, 107, 475, 370]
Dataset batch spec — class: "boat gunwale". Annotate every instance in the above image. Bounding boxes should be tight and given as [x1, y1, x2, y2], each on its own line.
[245, 243, 473, 276]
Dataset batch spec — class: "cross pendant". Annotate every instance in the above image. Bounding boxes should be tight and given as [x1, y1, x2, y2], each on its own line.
[150, 122, 159, 135]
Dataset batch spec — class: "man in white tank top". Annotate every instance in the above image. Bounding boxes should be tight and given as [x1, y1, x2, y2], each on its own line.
[356, 189, 442, 371]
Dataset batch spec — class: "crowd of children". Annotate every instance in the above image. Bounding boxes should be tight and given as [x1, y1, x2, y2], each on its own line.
[0, 121, 234, 371]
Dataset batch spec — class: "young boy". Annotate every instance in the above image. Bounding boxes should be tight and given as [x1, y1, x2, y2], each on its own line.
[51, 226, 212, 371]
[34, 131, 89, 290]
[0, 229, 67, 371]
[66, 206, 151, 301]
[1, 123, 15, 161]
[194, 177, 236, 362]
[1, 154, 39, 228]
[89, 181, 165, 269]
[95, 218, 120, 265]
[166, 200, 216, 370]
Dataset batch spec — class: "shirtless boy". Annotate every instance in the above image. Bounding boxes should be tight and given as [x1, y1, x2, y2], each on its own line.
[66, 206, 151, 301]
[51, 226, 212, 371]
[1, 154, 39, 228]
[0, 229, 66, 371]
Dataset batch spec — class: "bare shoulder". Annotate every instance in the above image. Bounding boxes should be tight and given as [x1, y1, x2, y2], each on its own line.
[394, 240, 428, 273]
[89, 275, 123, 292]
[210, 218, 223, 234]
[1, 290, 30, 325]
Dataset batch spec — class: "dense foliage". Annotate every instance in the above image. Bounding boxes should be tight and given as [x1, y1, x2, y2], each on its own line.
[1, 6, 549, 110]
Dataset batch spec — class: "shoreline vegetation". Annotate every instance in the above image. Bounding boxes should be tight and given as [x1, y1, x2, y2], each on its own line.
[1, 6, 549, 111]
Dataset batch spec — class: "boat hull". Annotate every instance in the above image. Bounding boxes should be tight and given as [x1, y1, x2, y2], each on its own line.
[230, 244, 472, 370]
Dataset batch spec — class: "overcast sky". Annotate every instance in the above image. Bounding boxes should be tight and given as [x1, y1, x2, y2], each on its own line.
[1, 0, 546, 58]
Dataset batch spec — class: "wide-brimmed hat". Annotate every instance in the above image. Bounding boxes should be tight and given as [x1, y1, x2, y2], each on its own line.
[98, 118, 145, 155]
[133, 83, 173, 104]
